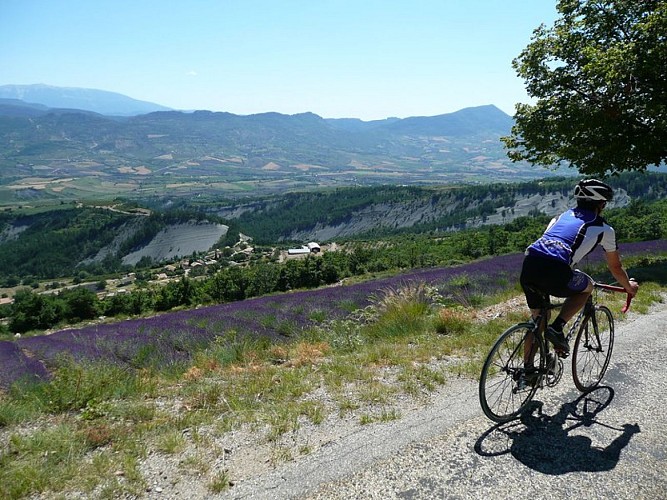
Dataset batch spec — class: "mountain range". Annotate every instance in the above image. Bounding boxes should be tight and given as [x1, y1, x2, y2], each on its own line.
[0, 84, 171, 116]
[0, 85, 567, 204]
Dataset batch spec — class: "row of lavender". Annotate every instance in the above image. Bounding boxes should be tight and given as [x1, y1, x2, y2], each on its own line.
[2, 240, 666, 390]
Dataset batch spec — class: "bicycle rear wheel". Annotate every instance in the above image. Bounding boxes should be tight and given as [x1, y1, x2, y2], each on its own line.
[479, 323, 544, 423]
[572, 305, 614, 392]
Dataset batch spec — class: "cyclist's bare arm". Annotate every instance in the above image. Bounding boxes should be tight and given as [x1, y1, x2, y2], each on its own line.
[605, 251, 639, 297]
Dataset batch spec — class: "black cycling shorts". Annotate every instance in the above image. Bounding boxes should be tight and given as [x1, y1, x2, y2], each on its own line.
[520, 254, 591, 309]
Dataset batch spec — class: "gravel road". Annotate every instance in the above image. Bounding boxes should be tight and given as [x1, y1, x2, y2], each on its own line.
[224, 302, 667, 500]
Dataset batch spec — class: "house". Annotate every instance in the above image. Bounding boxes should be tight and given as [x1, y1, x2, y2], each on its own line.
[119, 273, 136, 286]
[287, 246, 311, 256]
[287, 242, 322, 258]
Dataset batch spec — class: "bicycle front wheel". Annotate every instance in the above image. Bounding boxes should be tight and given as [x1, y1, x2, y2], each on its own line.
[479, 323, 544, 423]
[572, 305, 614, 392]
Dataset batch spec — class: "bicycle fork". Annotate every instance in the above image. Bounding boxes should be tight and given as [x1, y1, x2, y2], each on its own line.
[568, 298, 605, 353]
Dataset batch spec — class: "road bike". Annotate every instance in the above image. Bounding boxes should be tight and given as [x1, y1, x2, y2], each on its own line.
[478, 280, 634, 423]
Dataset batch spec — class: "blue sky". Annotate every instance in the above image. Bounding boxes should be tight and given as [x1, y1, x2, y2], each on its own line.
[1, 1, 558, 120]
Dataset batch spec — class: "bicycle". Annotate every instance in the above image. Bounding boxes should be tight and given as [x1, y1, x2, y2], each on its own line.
[478, 280, 634, 423]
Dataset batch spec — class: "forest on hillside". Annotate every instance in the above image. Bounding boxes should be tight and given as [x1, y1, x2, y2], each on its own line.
[213, 172, 667, 243]
[0, 208, 228, 284]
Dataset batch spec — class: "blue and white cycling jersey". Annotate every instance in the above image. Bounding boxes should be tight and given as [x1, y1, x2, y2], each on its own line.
[526, 208, 617, 268]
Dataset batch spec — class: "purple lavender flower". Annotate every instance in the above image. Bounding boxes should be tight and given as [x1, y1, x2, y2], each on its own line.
[0, 340, 50, 387]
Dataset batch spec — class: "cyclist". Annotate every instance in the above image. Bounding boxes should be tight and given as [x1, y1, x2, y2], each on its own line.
[520, 179, 639, 356]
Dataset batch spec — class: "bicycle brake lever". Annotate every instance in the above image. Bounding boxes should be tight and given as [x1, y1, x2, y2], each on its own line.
[621, 294, 632, 314]
[621, 278, 638, 314]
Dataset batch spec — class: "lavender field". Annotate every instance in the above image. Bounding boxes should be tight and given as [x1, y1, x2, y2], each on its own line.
[2, 240, 666, 390]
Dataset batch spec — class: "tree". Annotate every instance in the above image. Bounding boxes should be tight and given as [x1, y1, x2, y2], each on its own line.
[503, 0, 667, 176]
[61, 287, 100, 323]
[9, 289, 66, 333]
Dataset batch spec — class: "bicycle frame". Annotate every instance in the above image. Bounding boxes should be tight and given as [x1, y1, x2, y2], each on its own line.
[532, 281, 633, 387]
[535, 281, 633, 345]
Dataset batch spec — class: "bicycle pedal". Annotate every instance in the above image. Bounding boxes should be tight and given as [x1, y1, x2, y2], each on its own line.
[555, 350, 569, 359]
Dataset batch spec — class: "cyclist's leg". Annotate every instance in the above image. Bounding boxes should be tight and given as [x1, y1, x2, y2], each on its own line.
[520, 255, 551, 322]
[553, 271, 593, 323]
[544, 272, 591, 353]
[520, 257, 549, 370]
[524, 303, 546, 366]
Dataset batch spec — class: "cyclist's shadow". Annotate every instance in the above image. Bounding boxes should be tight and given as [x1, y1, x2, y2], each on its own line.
[474, 386, 641, 475]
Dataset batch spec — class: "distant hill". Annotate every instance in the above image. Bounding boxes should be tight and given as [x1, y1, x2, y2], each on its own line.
[324, 106, 512, 136]
[0, 98, 51, 117]
[325, 116, 402, 131]
[385, 105, 514, 136]
[0, 86, 573, 203]
[0, 84, 171, 116]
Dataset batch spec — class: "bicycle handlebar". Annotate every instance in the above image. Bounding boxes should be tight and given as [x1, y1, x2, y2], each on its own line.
[594, 281, 635, 313]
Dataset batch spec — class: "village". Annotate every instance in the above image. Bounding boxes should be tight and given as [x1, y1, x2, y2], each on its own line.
[0, 238, 330, 309]
[97, 239, 329, 300]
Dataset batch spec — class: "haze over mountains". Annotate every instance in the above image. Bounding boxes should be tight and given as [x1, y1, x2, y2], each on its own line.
[0, 84, 172, 116]
[0, 83, 513, 125]
[0, 84, 569, 203]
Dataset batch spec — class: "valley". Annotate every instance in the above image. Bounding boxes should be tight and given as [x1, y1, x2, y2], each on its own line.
[0, 99, 572, 205]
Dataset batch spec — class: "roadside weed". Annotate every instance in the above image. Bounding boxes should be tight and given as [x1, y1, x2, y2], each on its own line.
[208, 470, 232, 494]
[434, 306, 470, 335]
[156, 430, 187, 454]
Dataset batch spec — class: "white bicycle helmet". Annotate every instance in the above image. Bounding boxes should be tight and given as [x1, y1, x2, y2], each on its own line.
[573, 179, 614, 201]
